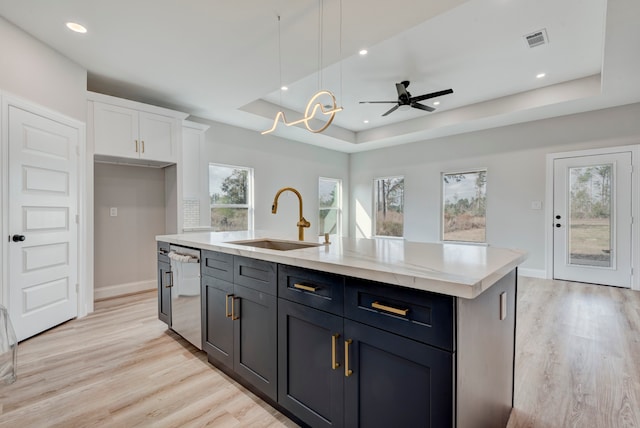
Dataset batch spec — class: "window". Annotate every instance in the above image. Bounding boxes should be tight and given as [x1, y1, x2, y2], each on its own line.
[319, 177, 341, 236]
[374, 176, 404, 237]
[442, 170, 486, 243]
[209, 163, 253, 231]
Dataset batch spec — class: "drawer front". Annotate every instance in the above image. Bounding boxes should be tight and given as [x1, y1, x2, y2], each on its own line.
[345, 279, 455, 351]
[157, 241, 170, 263]
[234, 256, 277, 295]
[278, 265, 344, 316]
[201, 250, 234, 282]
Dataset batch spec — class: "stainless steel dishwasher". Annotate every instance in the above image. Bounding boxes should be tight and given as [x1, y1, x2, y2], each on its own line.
[168, 245, 201, 349]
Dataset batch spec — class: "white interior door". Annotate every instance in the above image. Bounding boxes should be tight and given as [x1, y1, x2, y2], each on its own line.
[553, 152, 632, 287]
[8, 105, 79, 341]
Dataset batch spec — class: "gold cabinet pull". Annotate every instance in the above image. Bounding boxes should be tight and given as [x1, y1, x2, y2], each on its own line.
[164, 271, 173, 288]
[135, 139, 139, 152]
[225, 294, 233, 318]
[231, 296, 240, 321]
[371, 301, 409, 317]
[331, 333, 340, 369]
[293, 283, 317, 293]
[344, 339, 353, 377]
[141, 140, 145, 153]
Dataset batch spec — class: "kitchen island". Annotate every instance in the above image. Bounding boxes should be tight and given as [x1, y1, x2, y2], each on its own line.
[157, 231, 527, 428]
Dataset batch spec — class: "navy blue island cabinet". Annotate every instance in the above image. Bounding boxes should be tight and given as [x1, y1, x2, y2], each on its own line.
[172, 247, 517, 428]
[201, 251, 278, 401]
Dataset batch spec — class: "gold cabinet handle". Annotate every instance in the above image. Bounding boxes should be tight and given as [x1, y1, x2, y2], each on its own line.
[344, 339, 353, 377]
[135, 139, 139, 153]
[331, 333, 340, 369]
[225, 294, 233, 318]
[141, 140, 145, 153]
[231, 296, 240, 321]
[293, 283, 317, 293]
[371, 301, 409, 317]
[164, 271, 173, 288]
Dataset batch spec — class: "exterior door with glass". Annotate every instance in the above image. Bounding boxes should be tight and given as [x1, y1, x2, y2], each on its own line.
[553, 152, 632, 287]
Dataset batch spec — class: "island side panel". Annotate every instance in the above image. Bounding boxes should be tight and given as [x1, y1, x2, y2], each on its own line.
[456, 268, 517, 428]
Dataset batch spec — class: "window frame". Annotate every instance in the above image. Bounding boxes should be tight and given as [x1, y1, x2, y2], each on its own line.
[318, 177, 342, 237]
[373, 175, 405, 239]
[208, 162, 254, 232]
[441, 168, 487, 244]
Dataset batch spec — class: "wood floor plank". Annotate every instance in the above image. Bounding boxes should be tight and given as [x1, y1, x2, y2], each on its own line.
[1, 278, 639, 427]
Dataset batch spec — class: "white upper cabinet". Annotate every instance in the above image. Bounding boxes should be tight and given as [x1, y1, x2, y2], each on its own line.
[89, 92, 188, 166]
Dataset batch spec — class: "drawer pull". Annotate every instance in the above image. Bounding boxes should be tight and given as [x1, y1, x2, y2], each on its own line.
[293, 283, 317, 293]
[164, 271, 173, 288]
[371, 301, 409, 317]
[135, 139, 139, 153]
[231, 296, 240, 321]
[344, 339, 353, 377]
[331, 333, 340, 370]
[225, 294, 233, 318]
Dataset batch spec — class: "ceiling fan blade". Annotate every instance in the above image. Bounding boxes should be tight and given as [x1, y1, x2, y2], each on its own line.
[411, 88, 454, 103]
[411, 102, 435, 112]
[382, 105, 400, 116]
[359, 101, 398, 104]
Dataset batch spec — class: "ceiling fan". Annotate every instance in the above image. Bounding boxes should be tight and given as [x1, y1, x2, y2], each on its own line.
[359, 81, 453, 116]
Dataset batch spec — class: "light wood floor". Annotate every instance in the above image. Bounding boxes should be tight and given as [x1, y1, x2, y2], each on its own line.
[507, 277, 640, 428]
[1, 277, 639, 427]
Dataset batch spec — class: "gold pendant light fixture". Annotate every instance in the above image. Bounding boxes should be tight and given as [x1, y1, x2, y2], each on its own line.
[262, 0, 343, 135]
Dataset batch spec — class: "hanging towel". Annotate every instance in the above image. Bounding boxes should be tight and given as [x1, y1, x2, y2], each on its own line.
[168, 251, 199, 263]
[0, 305, 17, 384]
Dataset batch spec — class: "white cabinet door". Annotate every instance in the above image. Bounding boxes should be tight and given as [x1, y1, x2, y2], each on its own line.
[93, 102, 139, 158]
[139, 111, 176, 163]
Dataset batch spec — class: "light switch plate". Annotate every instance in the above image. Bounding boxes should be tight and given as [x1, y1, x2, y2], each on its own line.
[110, 207, 117, 217]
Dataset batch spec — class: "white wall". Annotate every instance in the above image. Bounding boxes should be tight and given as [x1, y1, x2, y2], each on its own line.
[0, 16, 87, 122]
[0, 17, 88, 309]
[350, 102, 640, 273]
[93, 163, 166, 299]
[192, 119, 350, 239]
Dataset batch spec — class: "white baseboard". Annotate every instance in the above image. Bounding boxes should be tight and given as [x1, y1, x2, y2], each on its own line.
[518, 268, 547, 279]
[94, 279, 156, 301]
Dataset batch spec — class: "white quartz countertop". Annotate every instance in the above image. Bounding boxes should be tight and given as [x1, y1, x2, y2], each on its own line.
[156, 231, 527, 299]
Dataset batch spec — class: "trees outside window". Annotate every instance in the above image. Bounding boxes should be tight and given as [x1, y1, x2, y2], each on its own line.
[209, 164, 253, 231]
[374, 176, 404, 237]
[319, 178, 341, 236]
[442, 170, 486, 242]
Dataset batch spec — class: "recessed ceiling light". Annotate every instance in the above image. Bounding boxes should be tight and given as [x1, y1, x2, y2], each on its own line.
[536, 73, 546, 79]
[281, 86, 288, 91]
[65, 22, 87, 33]
[363, 120, 369, 124]
[359, 49, 368, 56]
[433, 101, 440, 106]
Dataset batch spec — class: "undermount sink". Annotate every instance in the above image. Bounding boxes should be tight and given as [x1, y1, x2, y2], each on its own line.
[226, 238, 322, 251]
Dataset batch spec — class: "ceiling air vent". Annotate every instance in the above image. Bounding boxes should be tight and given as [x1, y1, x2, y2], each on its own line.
[524, 29, 549, 48]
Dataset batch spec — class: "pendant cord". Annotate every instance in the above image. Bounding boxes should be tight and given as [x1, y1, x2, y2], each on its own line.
[278, 14, 283, 106]
[339, 0, 343, 105]
[317, 0, 323, 90]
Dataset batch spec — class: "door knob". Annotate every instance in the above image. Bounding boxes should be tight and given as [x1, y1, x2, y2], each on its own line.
[12, 234, 25, 242]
